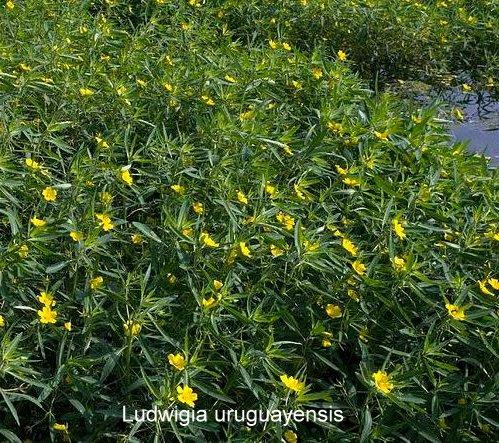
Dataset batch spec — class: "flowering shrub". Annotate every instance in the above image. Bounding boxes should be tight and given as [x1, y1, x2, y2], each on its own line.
[223, 0, 499, 87]
[0, 1, 497, 441]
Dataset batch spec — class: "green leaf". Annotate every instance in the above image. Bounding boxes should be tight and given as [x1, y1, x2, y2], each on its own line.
[132, 222, 163, 243]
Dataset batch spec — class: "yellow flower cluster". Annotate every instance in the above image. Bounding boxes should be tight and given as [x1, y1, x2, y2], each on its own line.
[177, 385, 198, 407]
[478, 278, 498, 295]
[269, 40, 292, 51]
[37, 291, 57, 324]
[124, 319, 142, 337]
[445, 303, 466, 321]
[372, 370, 394, 394]
[96, 213, 114, 231]
[168, 353, 186, 370]
[280, 374, 305, 393]
[392, 218, 406, 240]
[276, 212, 295, 231]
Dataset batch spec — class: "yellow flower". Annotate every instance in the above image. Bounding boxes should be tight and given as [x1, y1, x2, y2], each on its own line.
[341, 238, 358, 256]
[487, 278, 499, 290]
[90, 276, 104, 290]
[374, 131, 389, 141]
[136, 78, 147, 87]
[95, 135, 109, 149]
[392, 256, 407, 272]
[352, 260, 366, 276]
[265, 182, 278, 198]
[121, 169, 133, 186]
[64, 322, 72, 331]
[276, 212, 295, 231]
[6, 1, 14, 11]
[96, 213, 114, 231]
[70, 231, 84, 242]
[192, 202, 204, 215]
[327, 121, 343, 133]
[303, 240, 319, 253]
[202, 296, 217, 309]
[18, 244, 29, 258]
[168, 353, 186, 371]
[201, 95, 215, 106]
[236, 190, 248, 205]
[25, 158, 41, 170]
[0, 315, 5, 327]
[364, 157, 375, 169]
[484, 226, 499, 241]
[116, 85, 127, 96]
[322, 337, 332, 348]
[337, 50, 347, 61]
[293, 183, 306, 200]
[342, 177, 360, 187]
[240, 109, 254, 121]
[392, 219, 406, 240]
[270, 244, 284, 257]
[53, 423, 68, 432]
[200, 232, 219, 248]
[445, 303, 466, 321]
[462, 83, 472, 92]
[176, 385, 198, 407]
[347, 288, 359, 302]
[282, 145, 293, 157]
[79, 87, 94, 96]
[42, 186, 57, 202]
[131, 234, 143, 244]
[239, 241, 251, 257]
[280, 374, 304, 393]
[326, 304, 342, 319]
[328, 225, 344, 237]
[38, 306, 57, 324]
[269, 39, 279, 49]
[100, 191, 113, 204]
[213, 280, 224, 290]
[478, 280, 494, 296]
[372, 370, 394, 394]
[124, 320, 142, 337]
[282, 42, 292, 51]
[30, 216, 47, 228]
[182, 227, 193, 237]
[452, 108, 464, 121]
[38, 291, 55, 307]
[311, 66, 323, 79]
[19, 63, 31, 72]
[163, 82, 174, 92]
[335, 164, 348, 175]
[171, 184, 186, 194]
[283, 430, 298, 443]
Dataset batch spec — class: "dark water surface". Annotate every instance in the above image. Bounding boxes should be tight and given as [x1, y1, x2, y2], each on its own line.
[390, 82, 499, 167]
[446, 90, 499, 167]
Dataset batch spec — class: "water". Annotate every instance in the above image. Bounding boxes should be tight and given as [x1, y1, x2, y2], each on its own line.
[445, 90, 499, 167]
[389, 81, 499, 167]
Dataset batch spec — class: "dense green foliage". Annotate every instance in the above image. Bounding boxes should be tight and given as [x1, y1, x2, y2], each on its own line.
[0, 1, 498, 442]
[223, 0, 499, 86]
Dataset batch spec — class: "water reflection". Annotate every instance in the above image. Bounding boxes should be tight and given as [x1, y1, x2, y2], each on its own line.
[389, 82, 499, 167]
[444, 90, 499, 167]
